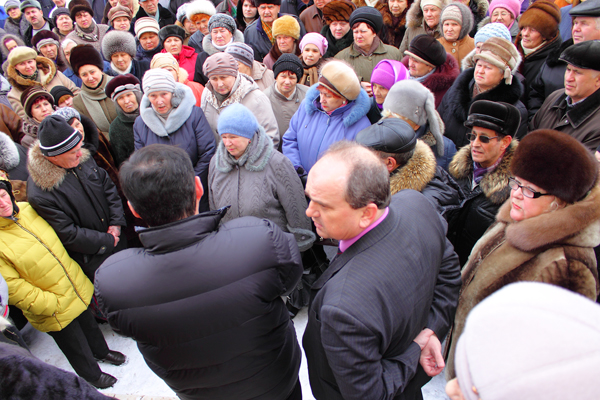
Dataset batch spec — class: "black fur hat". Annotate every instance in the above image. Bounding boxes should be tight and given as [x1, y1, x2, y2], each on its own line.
[464, 100, 521, 138]
[69, 44, 104, 77]
[69, 0, 94, 20]
[158, 25, 186, 45]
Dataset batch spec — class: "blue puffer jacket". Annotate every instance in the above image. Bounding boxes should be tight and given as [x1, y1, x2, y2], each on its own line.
[282, 85, 372, 173]
[134, 84, 216, 211]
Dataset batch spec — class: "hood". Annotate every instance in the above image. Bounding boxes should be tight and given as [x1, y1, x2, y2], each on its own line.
[204, 73, 259, 111]
[438, 2, 473, 41]
[7, 56, 57, 92]
[27, 142, 91, 191]
[303, 84, 371, 128]
[0, 132, 19, 172]
[252, 61, 269, 80]
[0, 34, 25, 58]
[0, 177, 18, 218]
[390, 140, 436, 195]
[140, 83, 196, 136]
[201, 29, 245, 56]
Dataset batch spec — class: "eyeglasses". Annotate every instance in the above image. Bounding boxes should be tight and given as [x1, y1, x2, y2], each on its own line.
[508, 177, 552, 199]
[466, 132, 499, 144]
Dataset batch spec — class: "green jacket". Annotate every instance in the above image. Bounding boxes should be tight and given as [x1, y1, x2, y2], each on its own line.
[334, 40, 402, 82]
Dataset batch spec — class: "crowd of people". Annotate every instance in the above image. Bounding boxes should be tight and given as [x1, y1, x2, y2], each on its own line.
[1, 0, 600, 398]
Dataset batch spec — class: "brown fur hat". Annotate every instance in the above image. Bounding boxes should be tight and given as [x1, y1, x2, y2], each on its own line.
[69, 45, 104, 77]
[323, 0, 356, 24]
[518, 0, 560, 40]
[510, 130, 598, 203]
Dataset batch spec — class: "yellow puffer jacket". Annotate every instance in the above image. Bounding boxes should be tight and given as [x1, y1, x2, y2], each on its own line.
[0, 202, 93, 332]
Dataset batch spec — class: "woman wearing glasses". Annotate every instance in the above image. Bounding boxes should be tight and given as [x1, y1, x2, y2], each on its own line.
[443, 129, 600, 380]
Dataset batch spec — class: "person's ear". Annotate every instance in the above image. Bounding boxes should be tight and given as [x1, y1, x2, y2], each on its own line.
[501, 135, 512, 152]
[195, 176, 204, 200]
[358, 203, 379, 229]
[127, 200, 142, 219]
[385, 157, 397, 173]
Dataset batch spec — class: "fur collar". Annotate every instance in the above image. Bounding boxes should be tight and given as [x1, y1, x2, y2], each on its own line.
[139, 83, 196, 137]
[470, 0, 488, 19]
[27, 142, 91, 191]
[213, 126, 273, 173]
[421, 53, 460, 91]
[496, 185, 600, 251]
[461, 48, 476, 71]
[449, 140, 517, 204]
[390, 140, 436, 195]
[303, 84, 371, 127]
[546, 38, 572, 68]
[0, 131, 19, 171]
[375, 0, 411, 31]
[549, 87, 600, 129]
[7, 56, 56, 92]
[201, 30, 245, 56]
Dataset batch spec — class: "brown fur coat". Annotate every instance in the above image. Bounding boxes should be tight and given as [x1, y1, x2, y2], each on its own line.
[390, 140, 435, 195]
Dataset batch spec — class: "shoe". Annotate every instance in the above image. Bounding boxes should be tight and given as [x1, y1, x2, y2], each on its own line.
[96, 350, 127, 366]
[88, 372, 117, 389]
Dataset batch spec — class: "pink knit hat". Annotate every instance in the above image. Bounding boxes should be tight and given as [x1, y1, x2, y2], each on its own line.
[489, 0, 521, 20]
[299, 32, 328, 56]
[370, 60, 409, 90]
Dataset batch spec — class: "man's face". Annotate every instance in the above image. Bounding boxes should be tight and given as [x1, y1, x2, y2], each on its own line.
[422, 5, 441, 29]
[63, 42, 76, 63]
[140, 0, 159, 15]
[408, 56, 433, 78]
[305, 156, 365, 240]
[53, 0, 66, 7]
[75, 11, 93, 29]
[112, 16, 131, 31]
[330, 20, 350, 39]
[7, 7, 21, 19]
[139, 32, 160, 50]
[48, 141, 83, 169]
[571, 16, 600, 44]
[315, 0, 332, 10]
[469, 126, 510, 168]
[443, 20, 461, 41]
[56, 14, 73, 32]
[564, 64, 600, 103]
[24, 7, 45, 29]
[0, 189, 13, 218]
[40, 43, 58, 60]
[258, 4, 280, 24]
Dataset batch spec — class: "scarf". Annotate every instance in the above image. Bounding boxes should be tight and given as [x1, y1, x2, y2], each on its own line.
[75, 20, 100, 42]
[16, 70, 39, 82]
[156, 108, 173, 126]
[212, 38, 233, 52]
[111, 61, 133, 75]
[473, 150, 505, 184]
[522, 41, 546, 56]
[227, 0, 237, 18]
[300, 58, 323, 86]
[411, 67, 436, 83]
[353, 36, 380, 57]
[268, 41, 300, 64]
[262, 19, 274, 44]
[81, 75, 111, 132]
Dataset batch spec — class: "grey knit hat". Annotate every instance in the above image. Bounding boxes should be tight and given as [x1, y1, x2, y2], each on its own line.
[52, 106, 81, 123]
[439, 2, 473, 41]
[143, 68, 176, 94]
[38, 115, 83, 157]
[208, 13, 236, 34]
[4, 0, 20, 11]
[225, 42, 254, 67]
[102, 30, 137, 59]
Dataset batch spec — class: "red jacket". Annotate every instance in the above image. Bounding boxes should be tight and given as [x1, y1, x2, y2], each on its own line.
[163, 46, 198, 80]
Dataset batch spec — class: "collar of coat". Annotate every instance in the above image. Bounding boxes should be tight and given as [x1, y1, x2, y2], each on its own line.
[304, 84, 371, 127]
[213, 125, 274, 173]
[550, 87, 600, 129]
[204, 73, 257, 111]
[495, 184, 600, 252]
[201, 29, 245, 56]
[390, 140, 436, 195]
[449, 139, 517, 204]
[7, 56, 56, 92]
[139, 83, 196, 137]
[27, 141, 91, 191]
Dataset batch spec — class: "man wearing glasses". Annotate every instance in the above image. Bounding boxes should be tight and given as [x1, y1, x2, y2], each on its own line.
[445, 99, 520, 265]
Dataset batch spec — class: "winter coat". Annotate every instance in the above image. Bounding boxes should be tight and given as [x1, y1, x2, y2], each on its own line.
[401, 54, 459, 108]
[437, 68, 528, 148]
[0, 202, 93, 333]
[193, 29, 244, 85]
[135, 83, 216, 211]
[6, 56, 79, 119]
[244, 14, 307, 61]
[4, 17, 29, 40]
[24, 18, 55, 47]
[282, 84, 372, 172]
[516, 34, 562, 103]
[95, 210, 303, 400]
[135, 42, 163, 64]
[445, 140, 517, 266]
[109, 109, 136, 168]
[263, 83, 308, 150]
[320, 24, 353, 59]
[65, 23, 110, 56]
[26, 144, 126, 280]
[161, 45, 198, 81]
[529, 88, 600, 152]
[300, 5, 324, 33]
[132, 4, 175, 28]
[72, 74, 118, 136]
[445, 185, 600, 379]
[0, 104, 24, 145]
[201, 73, 280, 148]
[437, 36, 474, 67]
[187, 31, 205, 54]
[252, 60, 275, 91]
[110, 58, 150, 84]
[334, 39, 402, 82]
[0, 132, 28, 182]
[416, 124, 457, 172]
[375, 0, 412, 48]
[467, 0, 488, 37]
[62, 67, 83, 87]
[209, 126, 314, 251]
[398, 0, 445, 54]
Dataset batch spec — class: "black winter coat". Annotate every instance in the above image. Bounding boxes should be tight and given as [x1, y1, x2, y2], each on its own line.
[24, 18, 55, 47]
[95, 210, 303, 400]
[517, 34, 562, 105]
[437, 68, 528, 149]
[132, 4, 175, 28]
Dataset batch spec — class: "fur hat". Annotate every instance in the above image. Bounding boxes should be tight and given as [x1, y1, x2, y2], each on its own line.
[473, 37, 521, 85]
[518, 0, 560, 41]
[50, 85, 74, 104]
[510, 130, 598, 203]
[255, 0, 281, 6]
[38, 115, 82, 157]
[8, 46, 37, 66]
[208, 13, 237, 34]
[371, 60, 409, 90]
[225, 42, 254, 67]
[323, 0, 356, 23]
[176, 3, 190, 23]
[32, 30, 60, 53]
[51, 7, 71, 25]
[439, 2, 473, 41]
[159, 25, 186, 44]
[108, 4, 132, 23]
[273, 53, 303, 81]
[272, 15, 301, 39]
[349, 6, 383, 34]
[464, 100, 520, 137]
[489, 0, 520, 20]
[318, 60, 361, 101]
[559, 40, 600, 71]
[473, 22, 511, 45]
[217, 103, 259, 139]
[405, 34, 446, 67]
[203, 52, 239, 77]
[382, 80, 444, 156]
[69, 0, 94, 20]
[20, 86, 54, 118]
[69, 45, 104, 77]
[135, 17, 160, 39]
[186, 0, 216, 21]
[106, 73, 141, 100]
[356, 118, 417, 154]
[102, 30, 137, 59]
[20, 0, 41, 11]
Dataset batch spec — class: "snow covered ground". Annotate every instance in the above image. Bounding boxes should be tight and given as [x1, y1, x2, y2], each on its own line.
[24, 307, 449, 399]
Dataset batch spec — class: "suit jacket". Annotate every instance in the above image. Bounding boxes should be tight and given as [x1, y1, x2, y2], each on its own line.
[302, 190, 461, 400]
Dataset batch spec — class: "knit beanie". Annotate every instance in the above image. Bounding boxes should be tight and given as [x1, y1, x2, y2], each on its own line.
[208, 13, 236, 34]
[474, 22, 511, 45]
[203, 52, 239, 78]
[217, 103, 259, 139]
[32, 31, 60, 53]
[102, 30, 137, 59]
[20, 86, 54, 118]
[349, 6, 383, 34]
[255, 0, 281, 6]
[322, 0, 356, 24]
[159, 25, 186, 44]
[106, 73, 141, 101]
[518, 0, 561, 40]
[225, 42, 254, 68]
[38, 115, 83, 157]
[50, 86, 74, 104]
[473, 37, 521, 84]
[135, 17, 160, 39]
[4, 0, 20, 11]
[8, 46, 37, 67]
[405, 34, 446, 67]
[150, 52, 180, 70]
[52, 106, 81, 123]
[108, 4, 132, 23]
[69, 0, 94, 20]
[318, 60, 361, 101]
[440, 2, 473, 40]
[186, 0, 216, 21]
[420, 0, 443, 10]
[371, 60, 409, 90]
[489, 0, 520, 20]
[143, 68, 176, 94]
[69, 45, 104, 77]
[273, 53, 303, 81]
[455, 282, 600, 400]
[51, 7, 71, 26]
[176, 3, 190, 23]
[272, 15, 301, 39]
[300, 32, 328, 55]
[20, 0, 41, 11]
[510, 129, 598, 203]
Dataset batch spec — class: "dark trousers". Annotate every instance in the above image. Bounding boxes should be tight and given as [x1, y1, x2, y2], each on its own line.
[48, 308, 109, 382]
[286, 380, 302, 400]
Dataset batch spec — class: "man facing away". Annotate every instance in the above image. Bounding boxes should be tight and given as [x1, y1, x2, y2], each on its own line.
[94, 144, 304, 400]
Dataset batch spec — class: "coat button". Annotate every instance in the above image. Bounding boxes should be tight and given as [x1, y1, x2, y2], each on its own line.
[452, 42, 457, 46]
[452, 49, 456, 53]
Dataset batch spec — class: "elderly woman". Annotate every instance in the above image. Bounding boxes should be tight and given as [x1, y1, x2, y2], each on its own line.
[225, 42, 274, 91]
[107, 4, 133, 31]
[209, 103, 314, 253]
[299, 32, 327, 86]
[436, 3, 474, 66]
[335, 7, 402, 94]
[477, 0, 521, 41]
[19, 87, 55, 148]
[70, 45, 117, 137]
[159, 25, 198, 79]
[367, 59, 409, 123]
[186, 0, 217, 53]
[236, 0, 258, 32]
[201, 52, 280, 148]
[32, 31, 69, 73]
[102, 30, 150, 81]
[263, 15, 302, 70]
[438, 37, 528, 148]
[375, 0, 414, 47]
[399, 0, 449, 53]
[6, 47, 79, 119]
[282, 60, 371, 174]
[321, 0, 355, 58]
[151, 53, 204, 106]
[134, 69, 215, 211]
[52, 7, 75, 41]
[443, 129, 600, 380]
[134, 18, 163, 63]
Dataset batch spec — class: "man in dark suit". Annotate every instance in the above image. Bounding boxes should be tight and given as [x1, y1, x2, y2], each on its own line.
[302, 141, 461, 400]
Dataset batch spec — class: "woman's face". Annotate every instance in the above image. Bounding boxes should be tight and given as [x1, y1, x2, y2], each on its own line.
[212, 27, 233, 46]
[330, 21, 350, 40]
[164, 37, 183, 55]
[15, 59, 37, 76]
[520, 26, 544, 49]
[353, 22, 376, 51]
[209, 74, 237, 95]
[372, 83, 389, 105]
[30, 98, 53, 122]
[388, 0, 408, 16]
[276, 35, 295, 53]
[276, 70, 297, 95]
[302, 43, 321, 66]
[423, 5, 441, 29]
[183, 18, 197, 34]
[443, 20, 461, 42]
[140, 32, 160, 51]
[0, 189, 13, 218]
[70, 118, 84, 136]
[148, 91, 173, 114]
[474, 59, 504, 91]
[58, 95, 73, 108]
[117, 92, 139, 113]
[221, 133, 251, 159]
[111, 52, 132, 71]
[109, 0, 118, 7]
[195, 16, 210, 35]
[318, 85, 345, 112]
[491, 7, 514, 28]
[510, 176, 559, 222]
[243, 0, 258, 18]
[112, 16, 131, 31]
[79, 65, 103, 88]
[56, 14, 73, 32]
[40, 43, 58, 60]
[5, 39, 18, 53]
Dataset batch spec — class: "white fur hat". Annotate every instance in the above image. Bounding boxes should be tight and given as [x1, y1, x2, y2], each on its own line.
[186, 0, 216, 20]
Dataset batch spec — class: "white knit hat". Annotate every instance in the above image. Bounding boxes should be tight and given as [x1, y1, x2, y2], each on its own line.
[142, 69, 176, 94]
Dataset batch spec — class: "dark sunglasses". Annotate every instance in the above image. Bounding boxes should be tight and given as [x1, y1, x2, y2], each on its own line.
[508, 177, 552, 199]
[466, 132, 499, 144]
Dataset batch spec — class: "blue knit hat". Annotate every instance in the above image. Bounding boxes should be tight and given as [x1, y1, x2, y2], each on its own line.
[217, 103, 259, 139]
[474, 22, 511, 45]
